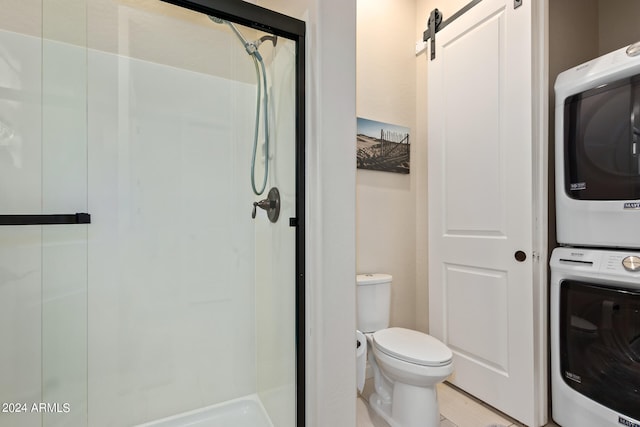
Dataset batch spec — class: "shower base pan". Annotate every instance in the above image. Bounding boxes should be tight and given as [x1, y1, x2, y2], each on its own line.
[137, 394, 274, 427]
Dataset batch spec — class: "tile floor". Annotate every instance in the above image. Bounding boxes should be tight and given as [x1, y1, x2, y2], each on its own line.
[357, 382, 560, 427]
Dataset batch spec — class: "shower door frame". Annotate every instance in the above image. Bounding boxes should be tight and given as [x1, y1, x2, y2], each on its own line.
[159, 0, 306, 425]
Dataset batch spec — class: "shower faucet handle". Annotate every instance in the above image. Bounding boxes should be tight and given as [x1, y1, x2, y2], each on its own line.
[251, 187, 280, 223]
[252, 199, 272, 218]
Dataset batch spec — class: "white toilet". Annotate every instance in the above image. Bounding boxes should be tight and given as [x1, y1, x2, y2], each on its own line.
[357, 273, 453, 427]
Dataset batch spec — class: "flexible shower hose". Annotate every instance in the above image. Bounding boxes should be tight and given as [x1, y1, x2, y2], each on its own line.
[250, 53, 270, 196]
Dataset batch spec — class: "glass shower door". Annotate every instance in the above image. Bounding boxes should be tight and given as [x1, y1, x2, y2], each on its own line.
[0, 17, 44, 427]
[0, 2, 89, 426]
[83, 2, 301, 426]
[41, 1, 89, 426]
[1, 1, 303, 425]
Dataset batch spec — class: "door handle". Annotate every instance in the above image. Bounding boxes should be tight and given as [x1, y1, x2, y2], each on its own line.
[514, 250, 527, 262]
[0, 213, 91, 226]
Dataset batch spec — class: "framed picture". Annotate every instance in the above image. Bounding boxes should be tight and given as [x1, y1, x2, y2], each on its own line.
[357, 117, 410, 174]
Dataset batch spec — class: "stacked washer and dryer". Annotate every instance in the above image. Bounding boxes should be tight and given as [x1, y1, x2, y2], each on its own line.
[551, 41, 640, 427]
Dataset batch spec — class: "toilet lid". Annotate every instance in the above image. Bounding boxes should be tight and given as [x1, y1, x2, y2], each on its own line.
[373, 327, 452, 367]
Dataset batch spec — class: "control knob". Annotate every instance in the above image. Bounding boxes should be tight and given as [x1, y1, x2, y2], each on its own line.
[622, 256, 640, 272]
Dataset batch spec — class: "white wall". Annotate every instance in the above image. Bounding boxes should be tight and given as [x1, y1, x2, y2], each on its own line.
[356, 0, 417, 331]
[308, 2, 357, 424]
[305, 2, 357, 425]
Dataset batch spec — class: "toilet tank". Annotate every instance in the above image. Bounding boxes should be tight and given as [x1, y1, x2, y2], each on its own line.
[356, 274, 391, 333]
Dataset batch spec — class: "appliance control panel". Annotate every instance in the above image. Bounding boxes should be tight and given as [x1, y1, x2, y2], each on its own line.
[551, 247, 640, 285]
[601, 252, 640, 274]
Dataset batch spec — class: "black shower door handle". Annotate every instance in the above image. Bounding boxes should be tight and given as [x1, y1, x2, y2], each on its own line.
[0, 213, 91, 226]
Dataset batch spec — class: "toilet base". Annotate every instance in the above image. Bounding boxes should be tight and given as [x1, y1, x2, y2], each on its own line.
[369, 392, 398, 427]
[369, 382, 440, 427]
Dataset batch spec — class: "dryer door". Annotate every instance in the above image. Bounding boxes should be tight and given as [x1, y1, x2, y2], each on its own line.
[563, 74, 640, 200]
[560, 280, 640, 420]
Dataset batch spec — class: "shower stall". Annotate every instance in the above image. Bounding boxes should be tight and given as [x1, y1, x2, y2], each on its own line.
[0, 1, 305, 426]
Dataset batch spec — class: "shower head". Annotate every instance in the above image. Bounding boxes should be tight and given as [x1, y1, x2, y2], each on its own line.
[208, 15, 277, 48]
[208, 15, 225, 24]
[207, 14, 258, 58]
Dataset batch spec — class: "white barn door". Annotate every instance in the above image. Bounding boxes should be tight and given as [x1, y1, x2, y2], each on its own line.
[427, 0, 544, 425]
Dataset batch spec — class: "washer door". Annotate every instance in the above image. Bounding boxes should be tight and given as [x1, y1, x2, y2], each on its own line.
[560, 280, 640, 420]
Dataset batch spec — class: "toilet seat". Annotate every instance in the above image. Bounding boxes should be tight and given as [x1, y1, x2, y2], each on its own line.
[373, 327, 452, 367]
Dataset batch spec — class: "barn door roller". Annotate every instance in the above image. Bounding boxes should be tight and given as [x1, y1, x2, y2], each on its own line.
[423, 0, 482, 60]
[424, 8, 442, 61]
[423, 0, 523, 60]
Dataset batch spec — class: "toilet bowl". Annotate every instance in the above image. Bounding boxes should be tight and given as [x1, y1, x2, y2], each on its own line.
[357, 274, 453, 427]
[373, 328, 452, 386]
[368, 328, 453, 427]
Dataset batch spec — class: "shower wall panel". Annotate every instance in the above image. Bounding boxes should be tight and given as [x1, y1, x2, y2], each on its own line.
[87, 49, 257, 426]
